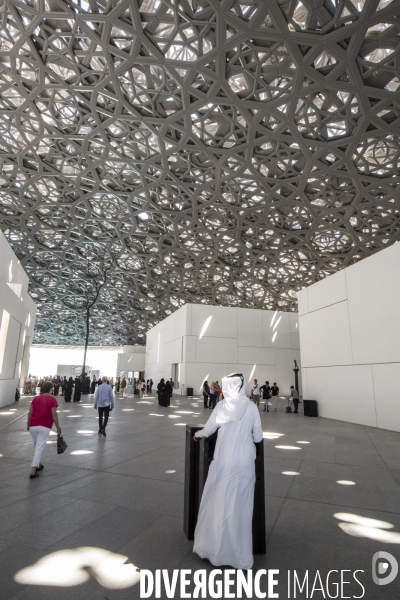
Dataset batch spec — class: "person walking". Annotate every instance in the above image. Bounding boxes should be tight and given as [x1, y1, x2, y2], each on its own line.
[27, 380, 61, 479]
[290, 386, 300, 413]
[94, 376, 114, 436]
[203, 381, 210, 409]
[251, 379, 260, 407]
[141, 380, 146, 397]
[271, 382, 280, 411]
[120, 377, 127, 397]
[260, 381, 271, 412]
[135, 380, 141, 398]
[193, 373, 263, 569]
[116, 377, 121, 393]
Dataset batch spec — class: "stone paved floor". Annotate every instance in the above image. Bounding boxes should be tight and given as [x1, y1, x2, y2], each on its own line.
[0, 393, 399, 599]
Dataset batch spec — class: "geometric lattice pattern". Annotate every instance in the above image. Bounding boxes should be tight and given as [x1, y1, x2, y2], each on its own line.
[1, 0, 400, 345]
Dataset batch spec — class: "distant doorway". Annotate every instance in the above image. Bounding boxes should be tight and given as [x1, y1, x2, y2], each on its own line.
[171, 364, 179, 389]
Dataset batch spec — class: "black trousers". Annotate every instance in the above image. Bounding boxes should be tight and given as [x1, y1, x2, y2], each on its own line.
[98, 407, 110, 430]
[293, 399, 299, 413]
[203, 392, 209, 408]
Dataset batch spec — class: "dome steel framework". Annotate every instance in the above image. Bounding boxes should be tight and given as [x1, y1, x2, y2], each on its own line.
[0, 0, 400, 345]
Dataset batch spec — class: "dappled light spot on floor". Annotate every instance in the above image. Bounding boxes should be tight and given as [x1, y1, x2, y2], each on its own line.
[70, 450, 93, 455]
[263, 432, 285, 440]
[275, 445, 301, 450]
[337, 480, 356, 485]
[14, 547, 140, 589]
[296, 441, 310, 444]
[149, 414, 164, 417]
[168, 415, 181, 419]
[282, 471, 300, 476]
[122, 409, 135, 411]
[334, 512, 400, 543]
[165, 470, 176, 474]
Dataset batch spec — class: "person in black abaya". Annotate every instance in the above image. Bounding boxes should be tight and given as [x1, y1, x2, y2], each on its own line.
[61, 377, 67, 396]
[90, 376, 97, 395]
[73, 376, 82, 402]
[160, 380, 172, 407]
[65, 377, 74, 402]
[157, 378, 165, 406]
[53, 375, 61, 396]
[82, 375, 90, 395]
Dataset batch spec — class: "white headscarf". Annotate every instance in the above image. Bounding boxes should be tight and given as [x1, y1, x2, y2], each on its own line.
[215, 373, 249, 424]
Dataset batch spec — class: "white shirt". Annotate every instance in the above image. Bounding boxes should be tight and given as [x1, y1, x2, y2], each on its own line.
[252, 384, 260, 395]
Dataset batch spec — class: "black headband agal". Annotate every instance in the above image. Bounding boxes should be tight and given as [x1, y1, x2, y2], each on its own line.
[227, 373, 244, 392]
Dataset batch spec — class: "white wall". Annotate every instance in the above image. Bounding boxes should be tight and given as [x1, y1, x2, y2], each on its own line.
[117, 345, 145, 375]
[145, 304, 300, 396]
[298, 242, 400, 432]
[0, 231, 36, 407]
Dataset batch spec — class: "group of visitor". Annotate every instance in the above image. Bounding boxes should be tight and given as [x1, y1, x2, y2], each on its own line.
[130, 378, 153, 397]
[156, 378, 174, 406]
[202, 381, 222, 409]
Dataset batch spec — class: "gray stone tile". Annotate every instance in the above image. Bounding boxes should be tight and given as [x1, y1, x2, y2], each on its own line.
[118, 515, 193, 571]
[0, 499, 114, 549]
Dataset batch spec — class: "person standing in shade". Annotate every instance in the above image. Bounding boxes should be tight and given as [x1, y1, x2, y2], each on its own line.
[251, 379, 260, 407]
[94, 376, 114, 436]
[157, 378, 165, 405]
[61, 376, 67, 397]
[149, 379, 153, 393]
[203, 381, 210, 409]
[73, 376, 82, 402]
[214, 381, 221, 403]
[90, 376, 97, 395]
[209, 382, 216, 409]
[27, 380, 61, 479]
[65, 377, 74, 402]
[120, 377, 127, 397]
[290, 386, 300, 413]
[116, 377, 121, 393]
[161, 380, 172, 407]
[193, 373, 263, 569]
[53, 375, 61, 396]
[260, 381, 271, 412]
[271, 382, 280, 411]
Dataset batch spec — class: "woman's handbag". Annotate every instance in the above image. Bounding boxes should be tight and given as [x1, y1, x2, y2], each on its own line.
[57, 432, 68, 454]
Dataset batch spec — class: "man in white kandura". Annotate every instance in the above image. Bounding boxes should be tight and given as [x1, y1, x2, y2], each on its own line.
[193, 373, 263, 570]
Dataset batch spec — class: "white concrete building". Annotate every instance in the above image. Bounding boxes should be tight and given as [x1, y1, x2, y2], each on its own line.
[0, 231, 36, 408]
[145, 303, 300, 397]
[117, 345, 146, 377]
[298, 242, 400, 432]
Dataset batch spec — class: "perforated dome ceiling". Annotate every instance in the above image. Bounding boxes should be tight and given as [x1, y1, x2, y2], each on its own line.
[1, 0, 400, 345]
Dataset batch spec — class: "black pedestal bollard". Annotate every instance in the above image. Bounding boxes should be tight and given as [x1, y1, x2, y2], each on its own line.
[183, 424, 266, 554]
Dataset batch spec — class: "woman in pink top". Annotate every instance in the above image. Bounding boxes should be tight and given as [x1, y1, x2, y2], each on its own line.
[27, 380, 61, 479]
